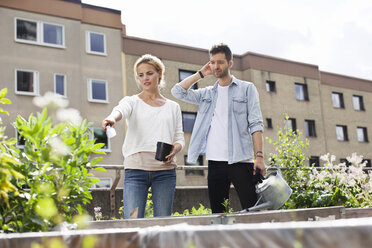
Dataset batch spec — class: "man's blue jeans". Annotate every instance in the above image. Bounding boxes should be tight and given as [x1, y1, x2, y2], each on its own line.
[123, 169, 176, 219]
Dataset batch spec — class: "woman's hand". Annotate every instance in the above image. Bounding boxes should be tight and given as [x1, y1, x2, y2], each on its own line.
[164, 143, 182, 164]
[101, 118, 115, 131]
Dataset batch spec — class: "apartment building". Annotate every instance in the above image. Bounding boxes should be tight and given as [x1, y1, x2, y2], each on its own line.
[1, 1, 371, 188]
[122, 36, 372, 185]
[0, 0, 124, 187]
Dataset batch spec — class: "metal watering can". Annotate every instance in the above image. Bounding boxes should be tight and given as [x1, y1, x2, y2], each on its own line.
[241, 164, 292, 212]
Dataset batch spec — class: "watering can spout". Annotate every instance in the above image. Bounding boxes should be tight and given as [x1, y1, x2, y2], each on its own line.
[247, 201, 273, 212]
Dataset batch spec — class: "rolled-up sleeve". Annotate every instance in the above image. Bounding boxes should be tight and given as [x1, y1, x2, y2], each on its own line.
[171, 84, 204, 105]
[247, 85, 264, 135]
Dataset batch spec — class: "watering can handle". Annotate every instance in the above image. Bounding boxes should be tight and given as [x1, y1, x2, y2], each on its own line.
[266, 164, 283, 176]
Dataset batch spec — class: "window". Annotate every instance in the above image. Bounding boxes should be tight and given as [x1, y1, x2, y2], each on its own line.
[340, 158, 351, 167]
[357, 127, 368, 142]
[285, 118, 297, 132]
[266, 80, 276, 92]
[91, 128, 110, 152]
[86, 31, 106, 55]
[266, 118, 273, 129]
[363, 159, 371, 168]
[309, 156, 320, 167]
[16, 131, 26, 149]
[353, 95, 365, 111]
[15, 69, 39, 95]
[54, 74, 66, 97]
[43, 23, 63, 46]
[88, 79, 108, 103]
[15, 18, 64, 47]
[179, 70, 198, 89]
[295, 83, 309, 101]
[182, 112, 197, 132]
[184, 155, 204, 176]
[91, 178, 112, 188]
[16, 18, 37, 42]
[332, 92, 344, 108]
[336, 125, 348, 141]
[305, 120, 316, 137]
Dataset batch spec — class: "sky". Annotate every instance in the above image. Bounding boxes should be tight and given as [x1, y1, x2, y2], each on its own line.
[82, 0, 372, 80]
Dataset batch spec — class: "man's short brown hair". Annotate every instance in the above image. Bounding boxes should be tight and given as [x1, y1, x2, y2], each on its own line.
[209, 43, 233, 62]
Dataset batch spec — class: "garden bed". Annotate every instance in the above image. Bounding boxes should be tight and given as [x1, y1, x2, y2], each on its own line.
[1, 206, 371, 248]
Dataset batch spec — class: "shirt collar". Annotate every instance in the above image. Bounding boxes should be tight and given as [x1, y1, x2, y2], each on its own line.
[213, 75, 238, 90]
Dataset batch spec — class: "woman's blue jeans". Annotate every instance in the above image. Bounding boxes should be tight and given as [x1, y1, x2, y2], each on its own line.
[123, 169, 176, 219]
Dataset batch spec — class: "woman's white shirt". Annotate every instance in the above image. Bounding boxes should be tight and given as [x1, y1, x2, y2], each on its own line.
[113, 95, 185, 159]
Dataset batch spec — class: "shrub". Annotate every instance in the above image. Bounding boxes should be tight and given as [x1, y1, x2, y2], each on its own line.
[0, 91, 105, 232]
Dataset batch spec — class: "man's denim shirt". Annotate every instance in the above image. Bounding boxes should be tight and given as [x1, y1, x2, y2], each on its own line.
[171, 76, 264, 164]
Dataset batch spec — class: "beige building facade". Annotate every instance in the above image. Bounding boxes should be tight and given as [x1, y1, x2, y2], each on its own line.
[121, 35, 372, 187]
[0, 0, 124, 187]
[1, 0, 371, 188]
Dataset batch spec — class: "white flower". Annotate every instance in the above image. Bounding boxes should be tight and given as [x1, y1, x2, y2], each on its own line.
[49, 136, 70, 157]
[94, 206, 102, 221]
[320, 153, 329, 162]
[56, 108, 82, 126]
[346, 153, 363, 167]
[33, 92, 68, 112]
[330, 155, 336, 163]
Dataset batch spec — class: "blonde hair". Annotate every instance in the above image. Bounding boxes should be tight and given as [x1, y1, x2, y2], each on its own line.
[134, 54, 165, 89]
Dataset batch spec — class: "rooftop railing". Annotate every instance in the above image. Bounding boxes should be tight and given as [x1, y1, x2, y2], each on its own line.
[90, 164, 372, 215]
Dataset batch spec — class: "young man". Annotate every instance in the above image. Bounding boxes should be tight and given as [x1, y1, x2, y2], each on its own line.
[171, 43, 266, 213]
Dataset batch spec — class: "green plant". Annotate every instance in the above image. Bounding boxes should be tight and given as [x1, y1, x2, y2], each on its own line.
[0, 91, 105, 232]
[0, 89, 24, 209]
[145, 189, 153, 218]
[173, 203, 212, 216]
[221, 198, 233, 214]
[267, 114, 372, 209]
[287, 153, 372, 209]
[266, 115, 309, 187]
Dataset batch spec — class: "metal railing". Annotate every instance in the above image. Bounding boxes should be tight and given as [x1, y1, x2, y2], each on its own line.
[90, 164, 372, 215]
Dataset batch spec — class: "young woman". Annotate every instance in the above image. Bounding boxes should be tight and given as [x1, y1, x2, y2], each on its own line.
[102, 54, 184, 218]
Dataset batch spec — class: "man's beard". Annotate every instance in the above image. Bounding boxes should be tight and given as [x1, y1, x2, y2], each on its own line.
[215, 68, 229, 78]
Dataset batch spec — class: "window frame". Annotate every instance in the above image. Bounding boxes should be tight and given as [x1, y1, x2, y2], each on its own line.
[54, 73, 67, 97]
[86, 31, 107, 56]
[182, 111, 197, 133]
[15, 17, 65, 48]
[90, 127, 111, 152]
[332, 92, 345, 109]
[305, 119, 316, 137]
[179, 69, 198, 90]
[363, 159, 371, 168]
[352, 95, 365, 111]
[356, 127, 368, 143]
[309, 156, 320, 167]
[15, 130, 26, 149]
[266, 80, 276, 92]
[294, 83, 309, 101]
[90, 177, 113, 189]
[336, 125, 348, 141]
[15, 69, 40, 96]
[266, 118, 273, 129]
[88, 79, 109, 103]
[285, 118, 297, 132]
[184, 155, 204, 176]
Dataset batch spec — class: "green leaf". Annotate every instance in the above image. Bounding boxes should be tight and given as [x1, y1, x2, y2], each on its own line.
[89, 157, 102, 167]
[0, 88, 7, 98]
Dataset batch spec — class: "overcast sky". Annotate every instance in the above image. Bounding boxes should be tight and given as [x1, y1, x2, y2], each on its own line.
[82, 0, 372, 80]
